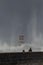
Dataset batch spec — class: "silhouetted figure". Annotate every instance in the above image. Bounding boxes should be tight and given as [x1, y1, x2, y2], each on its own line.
[22, 50, 25, 54]
[29, 48, 32, 52]
[29, 48, 32, 61]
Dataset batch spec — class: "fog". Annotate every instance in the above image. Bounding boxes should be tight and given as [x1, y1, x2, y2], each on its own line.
[0, 0, 43, 52]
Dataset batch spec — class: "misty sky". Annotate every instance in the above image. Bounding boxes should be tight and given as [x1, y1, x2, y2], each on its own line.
[0, 0, 43, 52]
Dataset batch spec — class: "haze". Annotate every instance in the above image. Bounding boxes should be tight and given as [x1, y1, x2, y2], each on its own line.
[0, 0, 43, 52]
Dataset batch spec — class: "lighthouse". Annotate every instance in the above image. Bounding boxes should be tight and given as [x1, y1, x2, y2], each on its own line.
[18, 34, 25, 45]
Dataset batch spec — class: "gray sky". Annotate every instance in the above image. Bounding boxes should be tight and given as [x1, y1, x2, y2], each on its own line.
[0, 0, 43, 52]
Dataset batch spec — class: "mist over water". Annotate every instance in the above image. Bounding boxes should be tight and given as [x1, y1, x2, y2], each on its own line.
[0, 9, 43, 52]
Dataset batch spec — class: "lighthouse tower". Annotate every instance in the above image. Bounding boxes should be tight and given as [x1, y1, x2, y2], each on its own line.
[18, 34, 25, 45]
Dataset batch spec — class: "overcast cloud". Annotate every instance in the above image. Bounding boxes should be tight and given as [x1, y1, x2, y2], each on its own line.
[0, 0, 43, 52]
